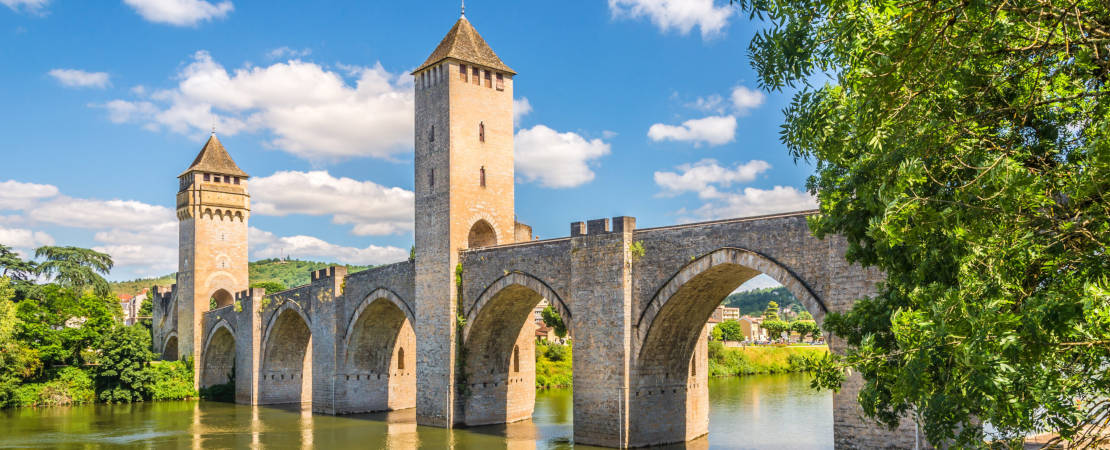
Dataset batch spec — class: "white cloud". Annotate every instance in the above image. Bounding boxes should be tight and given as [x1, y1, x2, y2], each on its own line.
[92, 244, 177, 276]
[609, 0, 733, 40]
[1, 0, 48, 14]
[123, 0, 232, 26]
[687, 186, 817, 220]
[0, 180, 59, 210]
[513, 97, 532, 125]
[514, 125, 611, 188]
[654, 159, 771, 198]
[30, 197, 175, 230]
[249, 228, 407, 266]
[0, 226, 54, 249]
[648, 115, 736, 147]
[103, 51, 414, 162]
[48, 69, 110, 89]
[267, 46, 311, 60]
[730, 86, 764, 114]
[251, 170, 414, 236]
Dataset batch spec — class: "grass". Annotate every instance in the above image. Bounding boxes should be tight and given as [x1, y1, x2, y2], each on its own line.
[707, 342, 828, 377]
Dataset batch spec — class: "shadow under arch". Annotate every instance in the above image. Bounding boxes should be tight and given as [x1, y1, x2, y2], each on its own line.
[201, 320, 235, 388]
[461, 271, 568, 426]
[259, 302, 313, 405]
[339, 288, 416, 413]
[162, 332, 179, 361]
[629, 247, 829, 446]
[210, 288, 234, 309]
[467, 219, 498, 248]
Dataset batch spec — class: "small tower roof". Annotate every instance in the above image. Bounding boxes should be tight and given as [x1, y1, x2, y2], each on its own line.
[179, 134, 248, 178]
[414, 16, 514, 75]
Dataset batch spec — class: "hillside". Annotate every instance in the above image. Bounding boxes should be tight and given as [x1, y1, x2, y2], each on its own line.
[722, 286, 804, 316]
[109, 258, 372, 297]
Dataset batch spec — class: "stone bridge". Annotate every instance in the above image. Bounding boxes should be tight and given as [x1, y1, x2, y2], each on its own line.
[155, 210, 917, 448]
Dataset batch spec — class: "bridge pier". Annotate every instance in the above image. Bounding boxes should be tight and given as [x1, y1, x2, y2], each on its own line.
[234, 288, 263, 405]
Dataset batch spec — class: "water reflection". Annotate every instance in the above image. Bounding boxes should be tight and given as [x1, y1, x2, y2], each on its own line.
[0, 374, 831, 449]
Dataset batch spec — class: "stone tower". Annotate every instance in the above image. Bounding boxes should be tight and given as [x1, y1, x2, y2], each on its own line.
[412, 13, 517, 426]
[175, 134, 250, 376]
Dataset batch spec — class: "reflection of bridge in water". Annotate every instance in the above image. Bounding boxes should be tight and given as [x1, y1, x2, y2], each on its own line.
[151, 12, 919, 449]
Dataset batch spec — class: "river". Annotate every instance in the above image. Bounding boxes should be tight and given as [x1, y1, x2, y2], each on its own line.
[0, 373, 831, 449]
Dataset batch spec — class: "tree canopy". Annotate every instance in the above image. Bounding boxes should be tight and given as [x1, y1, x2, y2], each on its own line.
[735, 0, 1110, 446]
[34, 246, 113, 297]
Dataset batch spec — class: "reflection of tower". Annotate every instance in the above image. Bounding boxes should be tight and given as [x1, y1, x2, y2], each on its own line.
[175, 134, 250, 377]
[412, 11, 518, 425]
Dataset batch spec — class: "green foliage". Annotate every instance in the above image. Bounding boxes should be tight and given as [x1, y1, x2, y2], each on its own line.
[9, 366, 95, 407]
[15, 285, 119, 367]
[762, 301, 780, 321]
[790, 320, 820, 341]
[715, 319, 744, 341]
[34, 246, 113, 297]
[147, 360, 196, 401]
[535, 341, 572, 389]
[409, 245, 415, 262]
[250, 281, 286, 294]
[0, 245, 37, 300]
[723, 287, 802, 316]
[93, 324, 155, 403]
[737, 0, 1110, 445]
[761, 320, 791, 340]
[540, 306, 567, 338]
[629, 241, 646, 261]
[707, 344, 828, 378]
[0, 278, 41, 406]
[454, 263, 463, 288]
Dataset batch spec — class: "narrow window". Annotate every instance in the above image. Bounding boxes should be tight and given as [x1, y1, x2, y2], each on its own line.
[480, 166, 486, 187]
[459, 64, 467, 82]
[429, 125, 435, 142]
[513, 345, 520, 373]
[214, 175, 221, 183]
[472, 67, 480, 85]
[233, 177, 240, 185]
[429, 168, 434, 188]
[496, 73, 504, 91]
[398, 347, 405, 371]
[203, 173, 210, 181]
[484, 71, 492, 88]
[479, 122, 485, 142]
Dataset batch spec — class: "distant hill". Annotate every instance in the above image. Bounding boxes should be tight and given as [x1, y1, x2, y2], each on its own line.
[109, 258, 373, 297]
[722, 286, 805, 317]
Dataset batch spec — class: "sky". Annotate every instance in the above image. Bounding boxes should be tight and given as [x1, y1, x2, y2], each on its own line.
[0, 0, 816, 290]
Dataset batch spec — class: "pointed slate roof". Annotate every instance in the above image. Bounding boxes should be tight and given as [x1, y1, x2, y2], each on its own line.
[179, 134, 248, 178]
[414, 16, 515, 75]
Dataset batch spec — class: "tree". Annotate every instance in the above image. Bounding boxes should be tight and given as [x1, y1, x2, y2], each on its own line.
[735, 0, 1110, 446]
[790, 320, 819, 341]
[34, 246, 113, 297]
[250, 281, 286, 294]
[762, 301, 780, 321]
[761, 320, 790, 341]
[94, 324, 156, 403]
[715, 319, 744, 342]
[0, 277, 40, 406]
[541, 306, 567, 338]
[0, 245, 37, 301]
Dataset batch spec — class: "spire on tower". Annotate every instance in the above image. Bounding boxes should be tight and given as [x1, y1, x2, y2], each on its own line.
[461, 0, 465, 17]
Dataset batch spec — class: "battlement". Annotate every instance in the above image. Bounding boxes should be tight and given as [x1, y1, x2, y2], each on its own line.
[235, 287, 266, 301]
[311, 266, 348, 282]
[571, 216, 637, 237]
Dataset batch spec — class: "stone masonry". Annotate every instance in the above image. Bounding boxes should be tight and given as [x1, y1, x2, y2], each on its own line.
[151, 12, 922, 449]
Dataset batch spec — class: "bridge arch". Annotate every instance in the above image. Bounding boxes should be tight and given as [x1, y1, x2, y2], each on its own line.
[162, 331, 178, 361]
[201, 319, 235, 388]
[461, 271, 566, 426]
[260, 301, 313, 405]
[339, 288, 416, 412]
[630, 247, 828, 444]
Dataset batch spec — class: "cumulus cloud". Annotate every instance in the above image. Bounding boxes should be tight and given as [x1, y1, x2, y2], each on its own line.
[267, 46, 311, 60]
[656, 160, 817, 220]
[0, 180, 59, 210]
[0, 226, 54, 249]
[1, 0, 48, 14]
[249, 227, 407, 266]
[48, 69, 110, 89]
[251, 170, 414, 236]
[30, 197, 175, 230]
[654, 159, 771, 198]
[513, 97, 532, 125]
[514, 125, 611, 188]
[730, 86, 764, 113]
[102, 50, 414, 162]
[648, 115, 736, 147]
[123, 0, 232, 26]
[608, 0, 733, 39]
[688, 85, 765, 116]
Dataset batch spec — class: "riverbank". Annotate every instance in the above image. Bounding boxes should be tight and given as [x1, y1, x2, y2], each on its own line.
[708, 342, 827, 377]
[6, 360, 196, 408]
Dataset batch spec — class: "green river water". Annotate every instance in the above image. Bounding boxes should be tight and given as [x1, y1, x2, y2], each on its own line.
[0, 373, 832, 449]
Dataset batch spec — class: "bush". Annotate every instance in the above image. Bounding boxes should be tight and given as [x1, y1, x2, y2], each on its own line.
[535, 341, 572, 389]
[147, 360, 196, 401]
[93, 325, 156, 403]
[9, 366, 95, 407]
[707, 345, 829, 377]
[199, 381, 234, 402]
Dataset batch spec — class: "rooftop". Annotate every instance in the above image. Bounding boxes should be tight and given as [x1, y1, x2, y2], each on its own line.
[414, 16, 514, 75]
[180, 134, 248, 178]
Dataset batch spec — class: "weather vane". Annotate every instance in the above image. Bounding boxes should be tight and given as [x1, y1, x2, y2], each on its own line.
[461, 0, 465, 17]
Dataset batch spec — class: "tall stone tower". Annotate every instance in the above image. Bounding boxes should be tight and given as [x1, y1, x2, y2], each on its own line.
[412, 12, 517, 426]
[175, 134, 250, 374]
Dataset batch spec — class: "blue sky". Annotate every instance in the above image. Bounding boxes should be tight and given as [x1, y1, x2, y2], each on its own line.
[0, 0, 816, 287]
